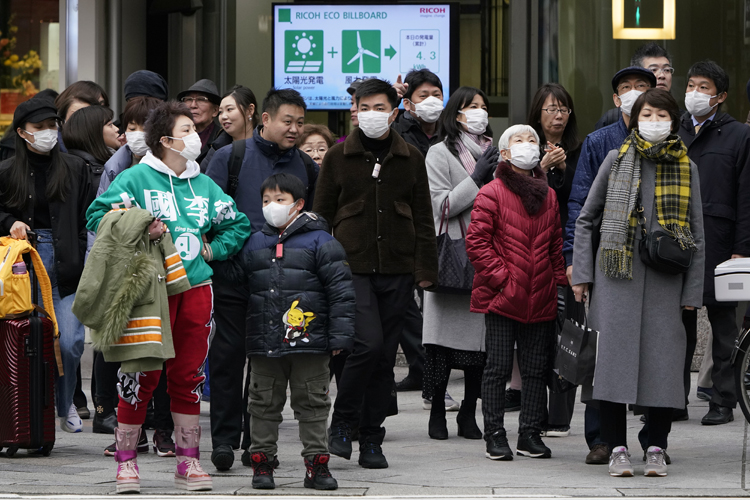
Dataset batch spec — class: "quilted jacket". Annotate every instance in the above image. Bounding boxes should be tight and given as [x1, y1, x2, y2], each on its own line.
[466, 162, 567, 323]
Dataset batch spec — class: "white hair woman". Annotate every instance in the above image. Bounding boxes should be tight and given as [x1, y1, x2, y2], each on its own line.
[466, 124, 567, 461]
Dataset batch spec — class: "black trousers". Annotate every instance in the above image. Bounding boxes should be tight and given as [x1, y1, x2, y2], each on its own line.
[600, 401, 671, 450]
[482, 314, 554, 438]
[331, 273, 413, 445]
[209, 282, 251, 450]
[399, 289, 425, 380]
[707, 304, 739, 408]
[93, 350, 120, 413]
[682, 308, 699, 408]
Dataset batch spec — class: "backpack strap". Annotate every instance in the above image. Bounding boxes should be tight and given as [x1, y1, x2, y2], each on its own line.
[227, 139, 247, 199]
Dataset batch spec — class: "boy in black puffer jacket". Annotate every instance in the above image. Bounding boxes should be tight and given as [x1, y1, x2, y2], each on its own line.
[240, 173, 355, 491]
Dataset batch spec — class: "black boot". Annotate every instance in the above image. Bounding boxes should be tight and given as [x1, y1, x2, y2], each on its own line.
[428, 392, 448, 440]
[456, 400, 482, 439]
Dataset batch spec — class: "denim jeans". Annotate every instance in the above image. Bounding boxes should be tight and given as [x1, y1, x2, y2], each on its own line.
[35, 229, 85, 418]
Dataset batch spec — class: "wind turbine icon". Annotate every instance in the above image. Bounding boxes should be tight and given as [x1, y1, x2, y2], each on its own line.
[346, 31, 379, 73]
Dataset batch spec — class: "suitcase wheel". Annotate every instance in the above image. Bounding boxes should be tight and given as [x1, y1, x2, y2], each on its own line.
[42, 443, 53, 456]
[5, 446, 18, 458]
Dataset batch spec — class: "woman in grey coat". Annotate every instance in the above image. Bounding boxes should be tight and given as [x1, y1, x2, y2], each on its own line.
[572, 89, 705, 478]
[423, 87, 499, 440]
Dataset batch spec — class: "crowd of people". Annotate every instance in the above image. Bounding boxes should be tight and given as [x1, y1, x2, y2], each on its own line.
[1, 41, 750, 492]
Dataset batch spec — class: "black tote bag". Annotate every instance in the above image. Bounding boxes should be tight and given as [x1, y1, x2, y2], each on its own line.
[435, 198, 474, 295]
[556, 311, 599, 386]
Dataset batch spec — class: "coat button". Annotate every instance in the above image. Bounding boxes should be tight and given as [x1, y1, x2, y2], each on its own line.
[377, 235, 382, 241]
[268, 350, 273, 354]
[272, 258, 275, 262]
[270, 289, 275, 293]
[30, 172, 34, 176]
[28, 195, 32, 198]
[378, 209, 383, 213]
[377, 179, 382, 184]
[372, 268, 376, 273]
[269, 320, 273, 325]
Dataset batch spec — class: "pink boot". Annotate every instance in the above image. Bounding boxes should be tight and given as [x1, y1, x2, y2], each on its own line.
[114, 427, 140, 494]
[174, 425, 212, 491]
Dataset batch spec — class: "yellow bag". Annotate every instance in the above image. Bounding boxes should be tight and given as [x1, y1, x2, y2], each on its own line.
[0, 237, 62, 374]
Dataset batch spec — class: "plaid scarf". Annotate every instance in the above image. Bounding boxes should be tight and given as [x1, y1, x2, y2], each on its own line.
[599, 130, 694, 279]
[455, 132, 491, 175]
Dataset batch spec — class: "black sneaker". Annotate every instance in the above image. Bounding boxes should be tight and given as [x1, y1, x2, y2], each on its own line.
[211, 444, 234, 471]
[328, 423, 353, 460]
[153, 429, 175, 457]
[250, 452, 275, 490]
[516, 431, 551, 458]
[358, 441, 388, 469]
[104, 429, 148, 456]
[304, 453, 338, 490]
[395, 374, 422, 392]
[505, 389, 521, 412]
[485, 431, 513, 461]
[242, 450, 280, 468]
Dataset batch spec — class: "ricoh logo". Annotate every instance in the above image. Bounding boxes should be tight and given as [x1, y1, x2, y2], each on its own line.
[420, 7, 446, 14]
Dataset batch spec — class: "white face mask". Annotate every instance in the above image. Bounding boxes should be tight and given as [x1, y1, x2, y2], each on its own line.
[23, 128, 58, 153]
[459, 109, 489, 135]
[685, 90, 719, 117]
[617, 89, 644, 117]
[125, 131, 150, 157]
[508, 142, 540, 170]
[638, 121, 672, 144]
[262, 201, 299, 228]
[412, 96, 444, 123]
[358, 110, 393, 139]
[167, 132, 202, 161]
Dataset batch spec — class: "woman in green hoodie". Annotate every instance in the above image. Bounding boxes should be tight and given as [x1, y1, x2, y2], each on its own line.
[87, 101, 251, 494]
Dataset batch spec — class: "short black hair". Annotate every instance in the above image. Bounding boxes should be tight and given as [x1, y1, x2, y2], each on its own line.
[628, 89, 681, 134]
[355, 78, 399, 110]
[262, 88, 307, 117]
[687, 60, 730, 95]
[260, 173, 307, 202]
[144, 101, 194, 159]
[631, 42, 672, 67]
[403, 69, 443, 101]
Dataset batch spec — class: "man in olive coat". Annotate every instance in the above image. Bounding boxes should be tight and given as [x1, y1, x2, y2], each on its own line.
[313, 78, 438, 469]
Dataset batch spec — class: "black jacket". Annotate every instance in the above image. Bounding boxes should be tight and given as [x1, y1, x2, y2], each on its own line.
[196, 120, 224, 165]
[0, 151, 94, 297]
[594, 108, 621, 131]
[241, 213, 355, 357]
[205, 125, 319, 232]
[392, 110, 439, 157]
[199, 130, 232, 173]
[678, 111, 750, 304]
[66, 149, 105, 191]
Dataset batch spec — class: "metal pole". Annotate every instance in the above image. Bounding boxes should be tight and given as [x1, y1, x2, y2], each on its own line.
[108, 0, 122, 114]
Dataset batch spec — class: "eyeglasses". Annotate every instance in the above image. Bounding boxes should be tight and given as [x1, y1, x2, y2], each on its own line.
[649, 67, 675, 76]
[181, 96, 211, 105]
[617, 82, 651, 93]
[542, 107, 571, 115]
[303, 147, 328, 155]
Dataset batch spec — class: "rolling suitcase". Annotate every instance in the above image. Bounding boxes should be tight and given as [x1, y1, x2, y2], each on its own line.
[0, 231, 59, 457]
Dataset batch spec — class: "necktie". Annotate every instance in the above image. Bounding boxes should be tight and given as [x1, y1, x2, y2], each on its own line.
[694, 124, 701, 134]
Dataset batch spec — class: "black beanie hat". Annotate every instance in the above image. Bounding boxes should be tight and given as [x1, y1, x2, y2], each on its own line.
[124, 70, 169, 102]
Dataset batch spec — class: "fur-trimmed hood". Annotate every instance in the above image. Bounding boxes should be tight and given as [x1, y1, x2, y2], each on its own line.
[494, 161, 549, 215]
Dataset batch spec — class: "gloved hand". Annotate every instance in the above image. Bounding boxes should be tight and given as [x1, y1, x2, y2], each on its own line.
[471, 146, 500, 186]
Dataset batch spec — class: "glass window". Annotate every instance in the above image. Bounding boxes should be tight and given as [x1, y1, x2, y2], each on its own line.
[1, 1, 60, 132]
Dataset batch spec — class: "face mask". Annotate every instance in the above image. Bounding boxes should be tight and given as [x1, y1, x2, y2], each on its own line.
[459, 109, 489, 135]
[262, 201, 298, 228]
[508, 143, 540, 170]
[358, 110, 393, 139]
[23, 128, 58, 153]
[685, 90, 719, 117]
[617, 89, 643, 117]
[167, 132, 202, 161]
[638, 121, 672, 143]
[125, 131, 150, 157]
[412, 96, 444, 123]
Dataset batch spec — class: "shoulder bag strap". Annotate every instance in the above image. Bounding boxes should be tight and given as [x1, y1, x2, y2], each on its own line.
[227, 139, 246, 198]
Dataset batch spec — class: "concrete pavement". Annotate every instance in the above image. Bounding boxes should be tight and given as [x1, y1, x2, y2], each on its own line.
[1, 367, 749, 497]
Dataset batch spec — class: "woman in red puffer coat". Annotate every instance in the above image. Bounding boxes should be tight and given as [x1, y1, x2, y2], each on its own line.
[466, 124, 567, 462]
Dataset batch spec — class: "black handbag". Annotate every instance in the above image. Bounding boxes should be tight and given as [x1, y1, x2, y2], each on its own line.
[636, 191, 693, 275]
[435, 198, 475, 295]
[555, 310, 599, 386]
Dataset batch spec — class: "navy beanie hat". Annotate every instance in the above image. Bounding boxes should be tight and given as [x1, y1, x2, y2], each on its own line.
[124, 70, 169, 102]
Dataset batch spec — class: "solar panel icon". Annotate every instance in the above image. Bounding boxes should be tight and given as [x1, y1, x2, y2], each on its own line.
[285, 30, 324, 73]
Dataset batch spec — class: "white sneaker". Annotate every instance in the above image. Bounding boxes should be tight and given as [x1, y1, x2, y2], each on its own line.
[609, 446, 633, 477]
[445, 392, 460, 411]
[60, 403, 83, 433]
[422, 398, 432, 410]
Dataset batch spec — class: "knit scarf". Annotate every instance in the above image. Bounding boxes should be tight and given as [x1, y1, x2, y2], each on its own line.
[455, 132, 491, 175]
[599, 130, 694, 280]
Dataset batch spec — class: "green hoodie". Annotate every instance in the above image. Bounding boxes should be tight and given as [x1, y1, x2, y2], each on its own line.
[87, 152, 251, 286]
